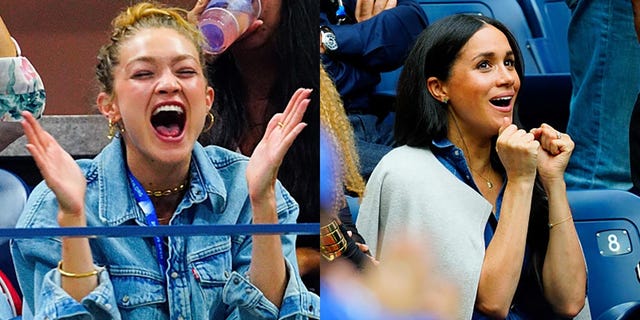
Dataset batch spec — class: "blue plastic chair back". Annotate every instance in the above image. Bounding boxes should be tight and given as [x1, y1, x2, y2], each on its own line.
[0, 169, 28, 299]
[518, 0, 571, 74]
[375, 0, 543, 97]
[568, 190, 640, 319]
[0, 169, 28, 237]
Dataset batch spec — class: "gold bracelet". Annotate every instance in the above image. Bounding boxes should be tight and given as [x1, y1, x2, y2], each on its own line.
[548, 216, 573, 229]
[57, 260, 102, 278]
[320, 220, 348, 261]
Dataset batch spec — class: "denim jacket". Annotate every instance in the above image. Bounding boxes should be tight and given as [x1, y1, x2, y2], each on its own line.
[11, 138, 320, 319]
[0, 38, 45, 121]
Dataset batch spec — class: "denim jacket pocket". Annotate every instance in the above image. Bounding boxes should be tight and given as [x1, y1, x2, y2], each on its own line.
[109, 266, 167, 308]
[188, 239, 233, 287]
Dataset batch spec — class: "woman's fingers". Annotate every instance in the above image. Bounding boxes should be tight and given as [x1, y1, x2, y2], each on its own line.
[280, 88, 311, 135]
[533, 123, 567, 155]
[187, 0, 208, 24]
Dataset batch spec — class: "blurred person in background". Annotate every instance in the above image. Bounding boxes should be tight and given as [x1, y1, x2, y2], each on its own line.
[320, 0, 427, 179]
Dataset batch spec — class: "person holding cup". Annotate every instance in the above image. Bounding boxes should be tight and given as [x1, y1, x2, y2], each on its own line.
[188, 0, 321, 292]
[195, 0, 262, 55]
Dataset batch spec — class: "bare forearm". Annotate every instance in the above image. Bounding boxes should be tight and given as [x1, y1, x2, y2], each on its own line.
[59, 212, 99, 302]
[476, 180, 534, 317]
[542, 180, 586, 316]
[0, 17, 17, 57]
[249, 195, 287, 308]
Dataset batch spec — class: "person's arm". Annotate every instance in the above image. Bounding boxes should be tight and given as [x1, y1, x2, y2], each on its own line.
[245, 88, 311, 307]
[532, 124, 586, 317]
[475, 122, 539, 318]
[328, 0, 427, 71]
[0, 16, 17, 57]
[20, 112, 98, 301]
[321, 55, 380, 100]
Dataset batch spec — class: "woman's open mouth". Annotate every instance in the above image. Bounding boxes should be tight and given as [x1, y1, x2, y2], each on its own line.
[151, 105, 186, 139]
[489, 96, 512, 107]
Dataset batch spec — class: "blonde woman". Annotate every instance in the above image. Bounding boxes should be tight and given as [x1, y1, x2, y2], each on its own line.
[320, 64, 373, 269]
[12, 3, 319, 319]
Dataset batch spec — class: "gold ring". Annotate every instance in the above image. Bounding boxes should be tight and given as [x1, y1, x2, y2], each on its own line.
[277, 121, 285, 128]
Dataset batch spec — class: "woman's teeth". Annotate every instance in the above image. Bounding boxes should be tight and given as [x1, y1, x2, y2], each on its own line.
[490, 97, 512, 107]
[153, 105, 184, 115]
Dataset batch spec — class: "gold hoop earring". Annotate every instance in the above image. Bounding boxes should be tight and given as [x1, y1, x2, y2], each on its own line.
[107, 119, 125, 140]
[202, 112, 214, 133]
[107, 119, 117, 140]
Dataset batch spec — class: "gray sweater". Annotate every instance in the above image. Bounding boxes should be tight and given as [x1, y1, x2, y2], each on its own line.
[356, 145, 493, 319]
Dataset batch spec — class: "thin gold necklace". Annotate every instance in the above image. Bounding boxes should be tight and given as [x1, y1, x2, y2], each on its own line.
[451, 115, 494, 190]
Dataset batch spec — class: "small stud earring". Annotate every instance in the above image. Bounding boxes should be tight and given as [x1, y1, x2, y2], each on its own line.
[443, 97, 449, 104]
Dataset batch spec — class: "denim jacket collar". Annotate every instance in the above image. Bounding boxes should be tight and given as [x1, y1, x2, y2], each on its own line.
[93, 138, 229, 226]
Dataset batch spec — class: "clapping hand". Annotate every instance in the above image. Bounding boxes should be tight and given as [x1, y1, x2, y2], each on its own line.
[21, 111, 87, 225]
[245, 88, 311, 206]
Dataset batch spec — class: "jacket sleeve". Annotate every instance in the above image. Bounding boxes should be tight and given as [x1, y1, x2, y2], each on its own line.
[222, 182, 320, 319]
[327, 0, 428, 71]
[0, 38, 45, 121]
[10, 184, 121, 320]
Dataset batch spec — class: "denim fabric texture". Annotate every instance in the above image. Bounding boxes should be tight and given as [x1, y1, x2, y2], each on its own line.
[564, 0, 640, 190]
[348, 113, 395, 179]
[11, 138, 320, 319]
[0, 291, 13, 319]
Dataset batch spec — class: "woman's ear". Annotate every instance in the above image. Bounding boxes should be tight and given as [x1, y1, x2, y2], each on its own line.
[426, 76, 449, 104]
[205, 86, 215, 112]
[96, 92, 120, 121]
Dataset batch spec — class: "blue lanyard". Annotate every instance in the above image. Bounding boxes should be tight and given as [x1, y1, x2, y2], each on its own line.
[126, 170, 167, 277]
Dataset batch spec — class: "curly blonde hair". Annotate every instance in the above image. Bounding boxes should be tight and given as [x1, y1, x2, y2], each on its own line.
[96, 2, 206, 96]
[320, 64, 366, 208]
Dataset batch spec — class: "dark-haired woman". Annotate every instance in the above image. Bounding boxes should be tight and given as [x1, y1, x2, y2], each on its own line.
[356, 14, 586, 319]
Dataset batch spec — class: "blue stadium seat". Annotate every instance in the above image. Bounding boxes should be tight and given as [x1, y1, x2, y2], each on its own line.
[0, 169, 28, 230]
[518, 0, 571, 74]
[0, 168, 29, 299]
[568, 190, 640, 320]
[597, 301, 640, 320]
[375, 0, 550, 94]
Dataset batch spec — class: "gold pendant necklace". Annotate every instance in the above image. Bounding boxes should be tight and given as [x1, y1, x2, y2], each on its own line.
[469, 167, 494, 189]
[451, 115, 494, 190]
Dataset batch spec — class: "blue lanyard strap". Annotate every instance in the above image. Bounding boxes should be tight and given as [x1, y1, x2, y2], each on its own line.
[126, 170, 167, 277]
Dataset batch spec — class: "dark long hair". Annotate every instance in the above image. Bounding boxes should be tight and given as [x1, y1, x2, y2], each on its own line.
[396, 13, 551, 307]
[199, 0, 320, 223]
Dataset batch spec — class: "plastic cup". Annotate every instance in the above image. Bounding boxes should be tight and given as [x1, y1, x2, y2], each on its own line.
[198, 0, 261, 55]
